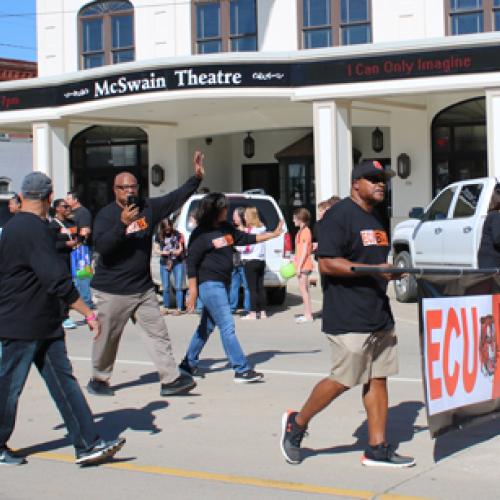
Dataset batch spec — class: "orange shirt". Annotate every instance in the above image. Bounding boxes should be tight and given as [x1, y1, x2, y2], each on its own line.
[294, 226, 313, 272]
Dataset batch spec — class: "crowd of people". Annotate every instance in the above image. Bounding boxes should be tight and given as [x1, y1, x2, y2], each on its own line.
[0, 156, 420, 469]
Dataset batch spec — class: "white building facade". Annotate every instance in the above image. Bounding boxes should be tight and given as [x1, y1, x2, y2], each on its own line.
[1, 0, 500, 228]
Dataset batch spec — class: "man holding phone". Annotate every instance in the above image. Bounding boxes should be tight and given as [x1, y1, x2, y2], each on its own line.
[88, 151, 205, 397]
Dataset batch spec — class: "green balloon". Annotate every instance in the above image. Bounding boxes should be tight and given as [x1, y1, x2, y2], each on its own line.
[280, 262, 297, 280]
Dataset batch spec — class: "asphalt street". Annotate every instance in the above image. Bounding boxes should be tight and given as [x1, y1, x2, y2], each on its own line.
[1, 279, 499, 500]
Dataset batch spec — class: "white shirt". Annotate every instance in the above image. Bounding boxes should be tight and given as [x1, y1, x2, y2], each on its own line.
[241, 226, 266, 261]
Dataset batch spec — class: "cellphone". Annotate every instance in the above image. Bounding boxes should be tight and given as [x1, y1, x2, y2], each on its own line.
[127, 195, 139, 207]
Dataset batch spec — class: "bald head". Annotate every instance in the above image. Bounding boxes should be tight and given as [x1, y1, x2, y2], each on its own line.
[113, 171, 139, 207]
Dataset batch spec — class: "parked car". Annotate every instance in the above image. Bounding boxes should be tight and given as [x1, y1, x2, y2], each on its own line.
[151, 192, 292, 305]
[391, 177, 497, 302]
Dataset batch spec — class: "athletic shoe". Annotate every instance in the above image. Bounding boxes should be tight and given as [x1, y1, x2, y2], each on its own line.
[86, 378, 115, 396]
[361, 444, 416, 468]
[63, 318, 77, 329]
[179, 360, 205, 378]
[280, 410, 307, 464]
[0, 448, 26, 466]
[295, 315, 313, 324]
[233, 369, 264, 383]
[75, 437, 126, 466]
[160, 373, 196, 396]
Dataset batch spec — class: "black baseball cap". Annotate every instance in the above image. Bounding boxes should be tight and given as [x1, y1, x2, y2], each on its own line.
[351, 160, 395, 182]
[21, 172, 53, 200]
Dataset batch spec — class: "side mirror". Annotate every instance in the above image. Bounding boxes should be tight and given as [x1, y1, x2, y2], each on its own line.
[409, 207, 424, 219]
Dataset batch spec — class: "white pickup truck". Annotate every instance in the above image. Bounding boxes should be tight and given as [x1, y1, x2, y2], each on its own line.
[391, 177, 498, 302]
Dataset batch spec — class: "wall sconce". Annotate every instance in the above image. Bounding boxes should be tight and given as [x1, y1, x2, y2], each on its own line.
[397, 153, 411, 179]
[205, 137, 213, 146]
[151, 164, 165, 187]
[243, 132, 255, 159]
[371, 127, 384, 153]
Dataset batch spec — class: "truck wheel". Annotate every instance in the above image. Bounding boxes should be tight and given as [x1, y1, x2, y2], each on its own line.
[393, 251, 417, 303]
[266, 286, 286, 305]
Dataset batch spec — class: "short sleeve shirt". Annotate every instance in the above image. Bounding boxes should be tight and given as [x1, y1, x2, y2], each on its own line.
[294, 226, 313, 272]
[317, 197, 394, 335]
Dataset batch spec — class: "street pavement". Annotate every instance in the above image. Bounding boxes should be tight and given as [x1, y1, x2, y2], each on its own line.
[1, 278, 499, 500]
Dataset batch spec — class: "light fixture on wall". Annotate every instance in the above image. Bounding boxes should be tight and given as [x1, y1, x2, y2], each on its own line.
[371, 127, 384, 153]
[151, 164, 165, 186]
[205, 137, 213, 146]
[397, 153, 411, 179]
[243, 132, 255, 159]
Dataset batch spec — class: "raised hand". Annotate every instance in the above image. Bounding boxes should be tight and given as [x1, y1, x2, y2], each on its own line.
[193, 150, 205, 179]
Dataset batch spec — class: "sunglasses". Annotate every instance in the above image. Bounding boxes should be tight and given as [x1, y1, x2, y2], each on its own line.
[362, 175, 386, 184]
[115, 184, 138, 190]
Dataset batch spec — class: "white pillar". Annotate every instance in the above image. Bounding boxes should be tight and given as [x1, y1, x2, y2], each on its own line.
[313, 100, 352, 207]
[486, 89, 500, 178]
[32, 121, 69, 197]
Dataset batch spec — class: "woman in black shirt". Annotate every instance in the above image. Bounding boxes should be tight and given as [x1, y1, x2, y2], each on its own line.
[478, 187, 500, 268]
[180, 193, 282, 383]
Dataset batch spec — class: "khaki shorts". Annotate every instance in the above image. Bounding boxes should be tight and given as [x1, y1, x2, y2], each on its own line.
[326, 329, 398, 388]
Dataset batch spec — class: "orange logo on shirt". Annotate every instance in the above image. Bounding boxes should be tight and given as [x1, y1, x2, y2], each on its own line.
[126, 217, 148, 234]
[360, 230, 389, 247]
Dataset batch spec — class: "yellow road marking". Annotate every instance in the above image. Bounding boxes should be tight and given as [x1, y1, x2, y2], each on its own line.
[31, 451, 432, 500]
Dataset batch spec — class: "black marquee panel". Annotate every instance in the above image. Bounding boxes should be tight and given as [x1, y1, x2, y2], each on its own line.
[2, 44, 500, 112]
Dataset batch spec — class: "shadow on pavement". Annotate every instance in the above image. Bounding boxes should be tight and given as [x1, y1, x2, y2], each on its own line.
[433, 417, 500, 462]
[195, 349, 322, 374]
[19, 401, 169, 458]
[301, 400, 425, 461]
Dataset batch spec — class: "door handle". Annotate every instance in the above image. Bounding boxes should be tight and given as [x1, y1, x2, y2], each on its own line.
[463, 226, 472, 233]
[434, 228, 442, 235]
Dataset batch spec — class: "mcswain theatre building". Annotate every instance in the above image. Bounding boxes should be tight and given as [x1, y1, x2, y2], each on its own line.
[2, 0, 500, 230]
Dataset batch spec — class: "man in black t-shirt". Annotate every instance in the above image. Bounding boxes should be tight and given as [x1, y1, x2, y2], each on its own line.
[281, 160, 415, 469]
[87, 152, 204, 398]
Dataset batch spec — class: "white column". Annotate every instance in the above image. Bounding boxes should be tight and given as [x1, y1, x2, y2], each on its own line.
[313, 100, 352, 207]
[486, 89, 500, 178]
[32, 121, 69, 197]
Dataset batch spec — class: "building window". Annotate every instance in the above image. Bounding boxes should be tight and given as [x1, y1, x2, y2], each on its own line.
[446, 0, 500, 35]
[298, 0, 371, 49]
[193, 0, 257, 54]
[79, 1, 134, 69]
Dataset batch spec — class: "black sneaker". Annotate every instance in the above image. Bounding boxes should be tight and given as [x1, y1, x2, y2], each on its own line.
[233, 369, 264, 383]
[280, 410, 307, 464]
[75, 437, 126, 466]
[86, 378, 115, 396]
[361, 444, 416, 468]
[179, 360, 205, 378]
[0, 448, 26, 466]
[160, 373, 196, 396]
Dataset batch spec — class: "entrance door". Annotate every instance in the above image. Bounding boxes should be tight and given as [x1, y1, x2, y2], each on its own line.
[70, 126, 148, 216]
[242, 163, 280, 201]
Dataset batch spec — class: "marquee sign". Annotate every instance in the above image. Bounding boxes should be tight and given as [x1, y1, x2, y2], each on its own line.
[2, 44, 500, 112]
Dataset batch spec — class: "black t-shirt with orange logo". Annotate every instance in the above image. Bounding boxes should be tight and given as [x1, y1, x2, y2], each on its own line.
[317, 197, 394, 335]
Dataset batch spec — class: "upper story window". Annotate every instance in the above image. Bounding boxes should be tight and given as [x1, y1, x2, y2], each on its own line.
[193, 0, 257, 54]
[299, 0, 371, 49]
[79, 1, 135, 69]
[446, 0, 500, 35]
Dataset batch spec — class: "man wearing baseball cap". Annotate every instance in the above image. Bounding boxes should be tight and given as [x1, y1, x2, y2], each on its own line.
[281, 160, 415, 468]
[0, 172, 125, 466]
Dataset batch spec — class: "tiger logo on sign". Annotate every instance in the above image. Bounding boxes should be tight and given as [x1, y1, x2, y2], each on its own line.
[479, 315, 498, 377]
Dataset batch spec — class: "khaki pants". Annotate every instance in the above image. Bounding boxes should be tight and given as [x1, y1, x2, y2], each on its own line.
[91, 288, 179, 385]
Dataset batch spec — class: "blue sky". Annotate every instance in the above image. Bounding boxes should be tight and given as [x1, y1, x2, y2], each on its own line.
[0, 0, 37, 62]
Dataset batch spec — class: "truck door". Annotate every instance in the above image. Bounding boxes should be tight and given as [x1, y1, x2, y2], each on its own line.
[413, 186, 456, 266]
[443, 183, 484, 267]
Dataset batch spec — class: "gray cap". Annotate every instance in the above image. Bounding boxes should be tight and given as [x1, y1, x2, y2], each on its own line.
[21, 172, 53, 200]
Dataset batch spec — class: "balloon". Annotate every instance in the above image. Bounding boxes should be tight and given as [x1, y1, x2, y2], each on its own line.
[280, 262, 297, 280]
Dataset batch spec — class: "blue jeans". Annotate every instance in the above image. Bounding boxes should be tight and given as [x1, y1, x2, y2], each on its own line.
[229, 265, 250, 313]
[160, 261, 185, 309]
[184, 281, 250, 374]
[0, 335, 100, 456]
[74, 277, 93, 308]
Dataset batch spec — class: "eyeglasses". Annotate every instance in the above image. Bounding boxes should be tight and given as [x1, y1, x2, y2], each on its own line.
[61, 205, 70, 209]
[362, 176, 386, 184]
[114, 184, 138, 191]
